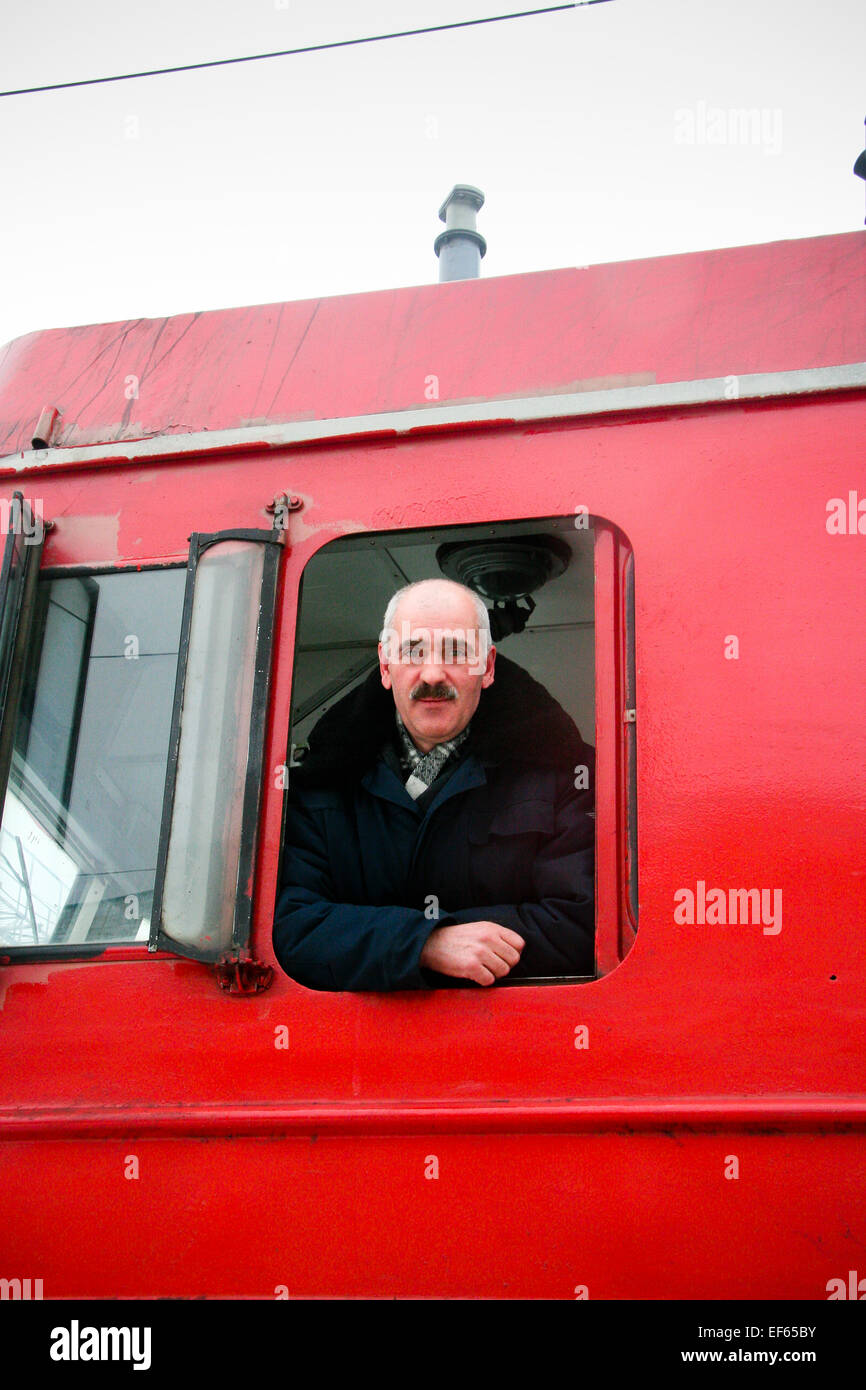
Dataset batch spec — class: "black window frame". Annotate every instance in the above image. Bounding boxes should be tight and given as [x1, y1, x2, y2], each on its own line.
[0, 557, 188, 963]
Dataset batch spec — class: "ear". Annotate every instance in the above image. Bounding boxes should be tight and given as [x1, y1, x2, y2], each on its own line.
[481, 645, 496, 688]
[378, 641, 392, 689]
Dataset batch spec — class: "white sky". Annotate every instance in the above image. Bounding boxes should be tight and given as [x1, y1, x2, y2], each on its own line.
[1, 0, 864, 348]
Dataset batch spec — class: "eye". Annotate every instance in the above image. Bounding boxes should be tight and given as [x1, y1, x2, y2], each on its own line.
[401, 640, 430, 663]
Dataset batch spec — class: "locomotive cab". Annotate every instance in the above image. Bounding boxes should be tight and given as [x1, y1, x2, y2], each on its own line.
[0, 228, 864, 1299]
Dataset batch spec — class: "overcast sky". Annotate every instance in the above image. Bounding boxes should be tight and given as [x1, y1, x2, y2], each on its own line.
[1, 0, 863, 348]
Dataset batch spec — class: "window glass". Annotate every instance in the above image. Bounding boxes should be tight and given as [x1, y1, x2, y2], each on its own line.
[0, 568, 186, 947]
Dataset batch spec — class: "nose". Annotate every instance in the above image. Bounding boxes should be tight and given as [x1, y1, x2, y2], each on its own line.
[417, 655, 448, 685]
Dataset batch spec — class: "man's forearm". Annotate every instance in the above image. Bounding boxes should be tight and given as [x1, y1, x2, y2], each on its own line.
[273, 886, 450, 991]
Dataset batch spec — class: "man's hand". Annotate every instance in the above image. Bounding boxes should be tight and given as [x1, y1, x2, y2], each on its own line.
[419, 920, 525, 986]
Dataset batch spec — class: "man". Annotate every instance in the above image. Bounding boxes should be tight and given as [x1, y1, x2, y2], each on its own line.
[272, 578, 594, 990]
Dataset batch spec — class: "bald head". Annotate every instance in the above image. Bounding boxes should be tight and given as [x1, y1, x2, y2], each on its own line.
[380, 579, 491, 660]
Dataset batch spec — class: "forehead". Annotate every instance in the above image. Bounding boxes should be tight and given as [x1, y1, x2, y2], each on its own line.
[391, 585, 479, 631]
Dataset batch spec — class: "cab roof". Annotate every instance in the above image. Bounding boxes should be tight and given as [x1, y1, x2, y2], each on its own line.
[0, 230, 863, 457]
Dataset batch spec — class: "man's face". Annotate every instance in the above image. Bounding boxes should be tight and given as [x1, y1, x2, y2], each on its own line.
[378, 582, 496, 753]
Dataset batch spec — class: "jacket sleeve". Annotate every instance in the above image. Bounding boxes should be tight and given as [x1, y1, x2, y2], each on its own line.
[273, 791, 449, 992]
[441, 775, 595, 978]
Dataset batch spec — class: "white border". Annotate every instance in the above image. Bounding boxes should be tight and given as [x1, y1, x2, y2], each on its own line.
[2, 361, 864, 473]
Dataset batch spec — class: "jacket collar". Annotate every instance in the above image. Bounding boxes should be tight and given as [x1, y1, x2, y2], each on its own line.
[292, 652, 593, 790]
[361, 750, 487, 815]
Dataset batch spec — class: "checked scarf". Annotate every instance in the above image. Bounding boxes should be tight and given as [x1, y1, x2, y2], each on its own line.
[395, 712, 471, 801]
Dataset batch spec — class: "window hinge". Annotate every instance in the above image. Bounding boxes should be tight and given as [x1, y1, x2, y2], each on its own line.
[623, 708, 636, 723]
[215, 958, 274, 994]
[266, 492, 303, 523]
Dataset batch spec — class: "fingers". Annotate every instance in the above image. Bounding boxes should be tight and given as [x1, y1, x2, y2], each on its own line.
[466, 924, 526, 983]
[484, 925, 525, 971]
[498, 927, 526, 950]
[421, 921, 527, 985]
[484, 949, 513, 979]
[477, 936, 524, 982]
[464, 945, 511, 986]
[473, 963, 498, 987]
[489, 939, 522, 969]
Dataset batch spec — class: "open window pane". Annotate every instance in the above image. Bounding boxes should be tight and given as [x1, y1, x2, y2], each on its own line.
[151, 531, 281, 963]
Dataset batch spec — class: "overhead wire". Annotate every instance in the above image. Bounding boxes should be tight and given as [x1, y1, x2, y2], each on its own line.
[0, 2, 615, 99]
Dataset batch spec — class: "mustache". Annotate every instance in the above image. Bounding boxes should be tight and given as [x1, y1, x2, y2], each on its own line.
[410, 683, 458, 701]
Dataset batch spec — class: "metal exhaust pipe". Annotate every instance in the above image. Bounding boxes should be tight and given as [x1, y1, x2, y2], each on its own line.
[434, 184, 486, 281]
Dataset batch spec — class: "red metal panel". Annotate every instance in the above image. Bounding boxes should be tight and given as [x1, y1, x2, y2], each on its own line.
[1, 1133, 863, 1299]
[0, 233, 864, 1298]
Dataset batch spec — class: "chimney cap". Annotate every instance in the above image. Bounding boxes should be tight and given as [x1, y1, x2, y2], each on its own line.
[438, 184, 485, 221]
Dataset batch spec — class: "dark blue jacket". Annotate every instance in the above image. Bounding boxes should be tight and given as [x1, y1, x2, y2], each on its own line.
[273, 655, 595, 991]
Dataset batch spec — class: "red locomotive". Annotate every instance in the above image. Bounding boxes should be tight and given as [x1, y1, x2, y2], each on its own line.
[0, 223, 864, 1299]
